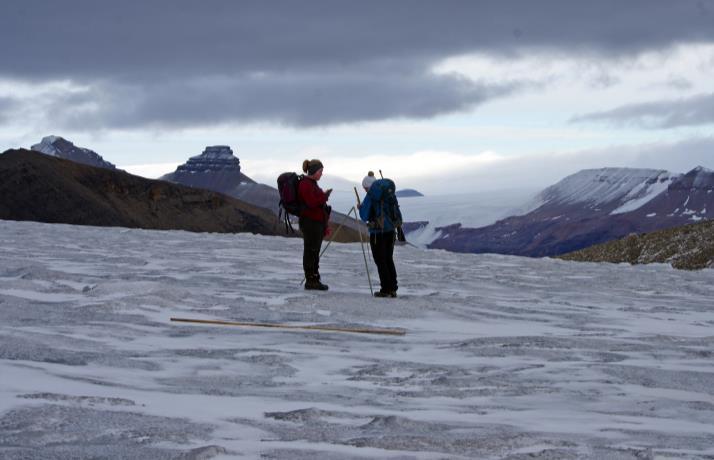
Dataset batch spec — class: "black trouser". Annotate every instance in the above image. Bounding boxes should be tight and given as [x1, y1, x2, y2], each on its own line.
[370, 230, 397, 293]
[299, 217, 325, 279]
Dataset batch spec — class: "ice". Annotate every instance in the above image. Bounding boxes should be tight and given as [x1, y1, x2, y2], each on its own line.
[1, 219, 714, 459]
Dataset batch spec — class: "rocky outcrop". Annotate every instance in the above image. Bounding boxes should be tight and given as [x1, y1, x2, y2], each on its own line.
[0, 149, 280, 235]
[559, 219, 714, 270]
[31, 136, 116, 170]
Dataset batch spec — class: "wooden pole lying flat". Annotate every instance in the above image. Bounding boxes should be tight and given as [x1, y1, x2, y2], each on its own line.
[170, 317, 406, 336]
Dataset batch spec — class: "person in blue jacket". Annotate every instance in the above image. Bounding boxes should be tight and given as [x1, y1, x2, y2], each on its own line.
[359, 171, 402, 298]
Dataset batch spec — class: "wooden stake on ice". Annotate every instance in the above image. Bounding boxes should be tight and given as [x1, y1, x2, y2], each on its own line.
[170, 317, 406, 336]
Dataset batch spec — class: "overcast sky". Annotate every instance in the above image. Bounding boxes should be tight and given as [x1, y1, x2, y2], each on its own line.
[1, 1, 713, 194]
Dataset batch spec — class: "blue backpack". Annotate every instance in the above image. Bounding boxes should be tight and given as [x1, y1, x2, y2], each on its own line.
[366, 179, 402, 231]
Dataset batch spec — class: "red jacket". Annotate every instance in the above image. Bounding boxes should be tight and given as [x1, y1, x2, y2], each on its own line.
[298, 177, 329, 223]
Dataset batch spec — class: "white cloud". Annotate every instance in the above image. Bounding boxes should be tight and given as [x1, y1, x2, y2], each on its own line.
[434, 44, 714, 114]
[120, 162, 181, 179]
[246, 150, 506, 187]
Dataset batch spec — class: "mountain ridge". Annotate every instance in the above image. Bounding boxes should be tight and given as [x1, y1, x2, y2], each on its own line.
[426, 165, 713, 257]
[31, 135, 116, 170]
[0, 149, 280, 235]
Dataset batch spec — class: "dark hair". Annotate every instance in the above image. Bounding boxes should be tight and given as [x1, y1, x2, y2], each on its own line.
[302, 159, 324, 175]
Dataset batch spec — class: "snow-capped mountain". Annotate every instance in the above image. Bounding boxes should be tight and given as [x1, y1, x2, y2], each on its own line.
[30, 135, 116, 170]
[426, 166, 714, 257]
[634, 166, 714, 223]
[528, 167, 678, 215]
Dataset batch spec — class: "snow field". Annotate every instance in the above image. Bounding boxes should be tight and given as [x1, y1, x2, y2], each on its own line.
[1, 219, 713, 459]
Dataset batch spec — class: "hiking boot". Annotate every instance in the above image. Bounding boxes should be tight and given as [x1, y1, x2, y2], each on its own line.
[305, 277, 328, 291]
[374, 290, 397, 298]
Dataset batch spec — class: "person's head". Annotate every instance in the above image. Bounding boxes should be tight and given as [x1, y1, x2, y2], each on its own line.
[362, 171, 376, 191]
[302, 159, 324, 180]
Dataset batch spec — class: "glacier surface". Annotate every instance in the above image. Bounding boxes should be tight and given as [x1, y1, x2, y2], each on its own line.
[1, 220, 713, 459]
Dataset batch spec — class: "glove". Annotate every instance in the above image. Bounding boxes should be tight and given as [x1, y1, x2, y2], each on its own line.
[397, 226, 406, 242]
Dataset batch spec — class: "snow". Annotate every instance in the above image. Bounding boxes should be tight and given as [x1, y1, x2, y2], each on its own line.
[41, 135, 61, 144]
[692, 166, 714, 174]
[610, 172, 676, 214]
[538, 168, 676, 210]
[29, 135, 63, 156]
[1, 219, 714, 459]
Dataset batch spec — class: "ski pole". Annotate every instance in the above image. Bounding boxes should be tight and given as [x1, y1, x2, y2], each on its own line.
[319, 206, 356, 257]
[354, 186, 374, 296]
[355, 185, 375, 265]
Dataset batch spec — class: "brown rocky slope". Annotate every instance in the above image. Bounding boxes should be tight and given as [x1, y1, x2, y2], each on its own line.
[0, 149, 283, 235]
[558, 219, 714, 270]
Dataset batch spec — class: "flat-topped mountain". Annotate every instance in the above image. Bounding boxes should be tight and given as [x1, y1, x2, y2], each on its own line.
[31, 135, 116, 170]
[161, 145, 255, 188]
[161, 146, 279, 213]
[162, 146, 365, 240]
[0, 149, 280, 235]
[427, 166, 714, 257]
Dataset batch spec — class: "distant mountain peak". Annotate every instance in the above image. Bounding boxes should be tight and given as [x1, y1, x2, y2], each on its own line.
[173, 145, 243, 175]
[396, 188, 424, 198]
[31, 135, 65, 156]
[198, 145, 236, 160]
[675, 165, 714, 190]
[30, 136, 116, 169]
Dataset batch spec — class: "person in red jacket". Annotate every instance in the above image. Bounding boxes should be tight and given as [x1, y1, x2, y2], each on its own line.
[299, 159, 332, 290]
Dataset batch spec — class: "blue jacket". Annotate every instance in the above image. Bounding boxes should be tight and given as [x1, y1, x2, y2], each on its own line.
[359, 179, 403, 234]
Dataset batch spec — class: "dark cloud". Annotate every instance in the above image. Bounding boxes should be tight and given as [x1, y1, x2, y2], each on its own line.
[571, 93, 714, 129]
[630, 136, 714, 170]
[39, 71, 518, 129]
[1, 1, 713, 128]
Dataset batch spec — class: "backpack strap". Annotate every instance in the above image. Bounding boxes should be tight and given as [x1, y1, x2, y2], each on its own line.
[278, 206, 296, 234]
